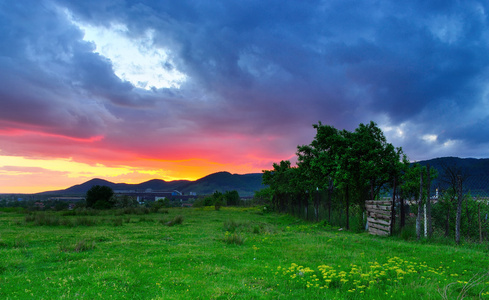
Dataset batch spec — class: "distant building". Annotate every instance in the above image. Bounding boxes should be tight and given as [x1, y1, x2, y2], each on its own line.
[48, 197, 85, 202]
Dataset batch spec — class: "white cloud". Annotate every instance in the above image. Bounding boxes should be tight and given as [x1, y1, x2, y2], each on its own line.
[422, 134, 437, 142]
[67, 12, 187, 90]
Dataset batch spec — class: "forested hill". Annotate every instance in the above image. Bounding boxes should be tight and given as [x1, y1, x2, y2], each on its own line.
[416, 157, 489, 196]
[38, 172, 265, 197]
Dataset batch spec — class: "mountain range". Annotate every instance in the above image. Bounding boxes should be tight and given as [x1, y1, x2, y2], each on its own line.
[38, 171, 265, 197]
[37, 157, 489, 197]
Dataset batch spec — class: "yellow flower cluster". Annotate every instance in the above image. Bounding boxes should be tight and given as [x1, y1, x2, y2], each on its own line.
[276, 256, 451, 294]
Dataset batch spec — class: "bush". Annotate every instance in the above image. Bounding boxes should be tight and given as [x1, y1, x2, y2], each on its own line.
[165, 215, 184, 227]
[112, 217, 123, 227]
[222, 232, 245, 245]
[150, 199, 169, 213]
[223, 219, 241, 233]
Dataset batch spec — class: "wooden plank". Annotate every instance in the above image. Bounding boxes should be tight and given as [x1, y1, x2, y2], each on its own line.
[366, 204, 392, 211]
[368, 215, 392, 223]
[369, 222, 391, 231]
[365, 200, 392, 205]
[367, 208, 392, 217]
[367, 217, 391, 226]
[369, 227, 389, 236]
[367, 208, 391, 216]
[367, 210, 391, 218]
[369, 222, 390, 231]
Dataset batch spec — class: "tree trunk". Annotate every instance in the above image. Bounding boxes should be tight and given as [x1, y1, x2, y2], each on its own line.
[445, 206, 450, 237]
[400, 196, 405, 229]
[465, 195, 471, 238]
[416, 171, 423, 240]
[328, 184, 333, 224]
[314, 190, 319, 222]
[390, 177, 396, 236]
[426, 164, 432, 238]
[455, 176, 463, 245]
[298, 195, 302, 218]
[346, 184, 350, 230]
[370, 180, 374, 200]
[478, 203, 482, 243]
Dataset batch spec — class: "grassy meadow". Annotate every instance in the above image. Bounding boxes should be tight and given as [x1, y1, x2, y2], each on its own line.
[1, 206, 488, 299]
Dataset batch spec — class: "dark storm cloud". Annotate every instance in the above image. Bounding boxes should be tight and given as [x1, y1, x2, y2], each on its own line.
[1, 0, 489, 164]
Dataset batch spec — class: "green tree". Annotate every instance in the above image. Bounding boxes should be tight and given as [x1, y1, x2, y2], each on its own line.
[213, 191, 224, 210]
[224, 190, 240, 206]
[263, 160, 296, 212]
[296, 123, 343, 221]
[86, 185, 115, 209]
[253, 187, 273, 206]
[115, 195, 139, 208]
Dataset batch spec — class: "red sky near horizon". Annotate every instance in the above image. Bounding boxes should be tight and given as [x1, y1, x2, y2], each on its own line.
[2, 1, 488, 193]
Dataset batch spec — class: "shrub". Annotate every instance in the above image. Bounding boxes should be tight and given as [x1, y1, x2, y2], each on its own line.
[165, 215, 184, 227]
[399, 223, 416, 241]
[214, 199, 223, 211]
[223, 219, 240, 233]
[112, 217, 123, 227]
[222, 232, 245, 245]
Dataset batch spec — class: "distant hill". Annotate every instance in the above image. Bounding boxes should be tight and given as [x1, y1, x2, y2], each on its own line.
[38, 172, 265, 197]
[416, 157, 489, 196]
[179, 172, 264, 196]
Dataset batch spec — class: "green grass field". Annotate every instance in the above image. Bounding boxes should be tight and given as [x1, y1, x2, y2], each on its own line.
[1, 207, 488, 299]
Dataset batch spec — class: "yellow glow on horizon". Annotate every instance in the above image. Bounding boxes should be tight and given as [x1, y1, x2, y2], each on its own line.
[0, 155, 262, 194]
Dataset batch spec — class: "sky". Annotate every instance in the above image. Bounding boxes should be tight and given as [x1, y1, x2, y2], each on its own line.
[1, 0, 489, 193]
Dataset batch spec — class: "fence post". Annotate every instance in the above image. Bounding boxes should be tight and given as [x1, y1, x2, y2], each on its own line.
[478, 202, 482, 243]
[424, 204, 427, 237]
[456, 175, 462, 245]
[390, 176, 396, 236]
[426, 164, 432, 238]
[417, 170, 423, 240]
